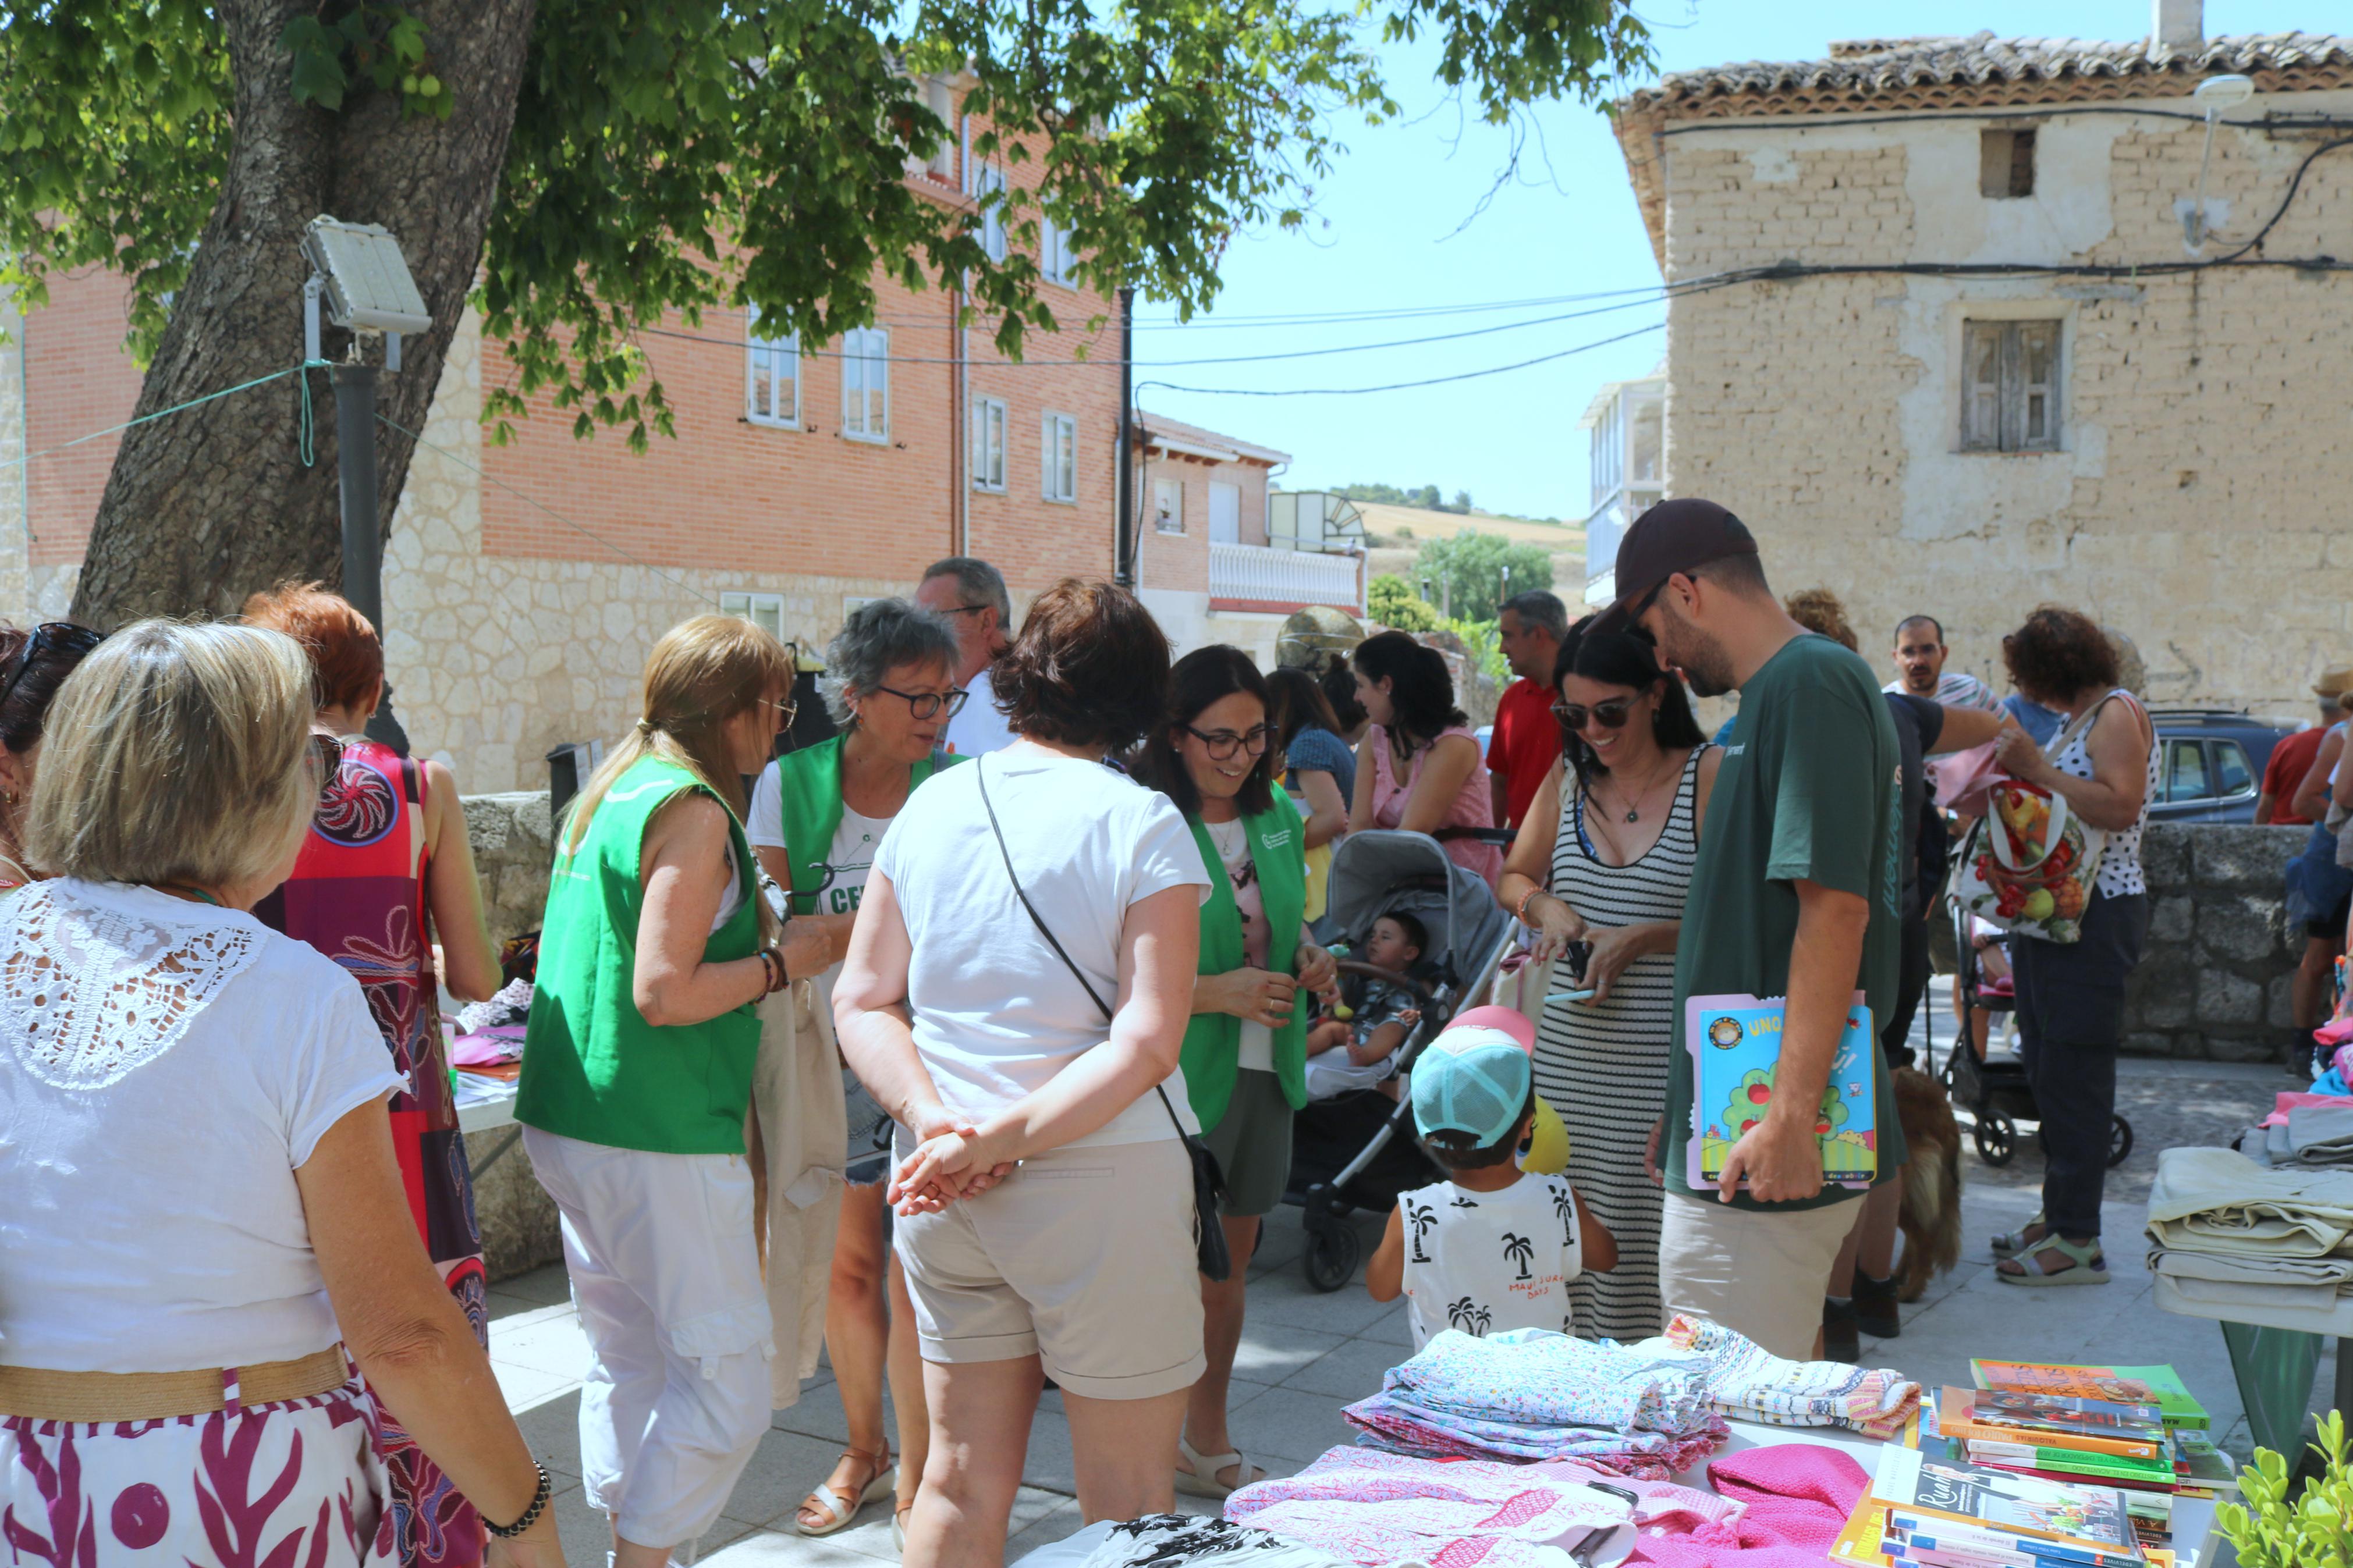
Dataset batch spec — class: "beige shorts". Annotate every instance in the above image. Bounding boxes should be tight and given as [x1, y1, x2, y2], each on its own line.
[895, 1137, 1207, 1400]
[1657, 1190, 1862, 1360]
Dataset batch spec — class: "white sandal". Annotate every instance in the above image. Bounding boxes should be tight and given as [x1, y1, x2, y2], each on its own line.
[795, 1445, 897, 1537]
[1175, 1436, 1264, 1498]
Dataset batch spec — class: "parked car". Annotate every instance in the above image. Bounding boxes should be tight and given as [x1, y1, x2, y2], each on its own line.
[2145, 709, 2292, 823]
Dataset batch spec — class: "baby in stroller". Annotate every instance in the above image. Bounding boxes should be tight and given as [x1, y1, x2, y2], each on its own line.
[1304, 912, 1428, 1100]
[1959, 914, 2015, 1059]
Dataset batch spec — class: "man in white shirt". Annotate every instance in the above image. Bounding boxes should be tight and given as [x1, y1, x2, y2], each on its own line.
[915, 556, 1017, 756]
[1886, 613, 1997, 710]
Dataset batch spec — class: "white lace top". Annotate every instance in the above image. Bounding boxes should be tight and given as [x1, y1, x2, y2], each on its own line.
[0, 880, 404, 1372]
[2049, 690, 2160, 900]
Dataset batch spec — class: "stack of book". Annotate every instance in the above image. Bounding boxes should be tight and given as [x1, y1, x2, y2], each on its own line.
[1857, 1447, 2148, 1566]
[1964, 1362, 2235, 1496]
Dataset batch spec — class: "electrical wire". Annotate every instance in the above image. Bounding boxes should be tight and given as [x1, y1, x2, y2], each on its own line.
[1136, 320, 1663, 397]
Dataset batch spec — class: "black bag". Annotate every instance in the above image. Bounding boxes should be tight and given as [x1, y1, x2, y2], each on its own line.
[974, 762, 1234, 1282]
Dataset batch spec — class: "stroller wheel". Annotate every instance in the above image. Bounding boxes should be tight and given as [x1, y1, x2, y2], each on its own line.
[1304, 1220, 1361, 1294]
[1974, 1111, 2016, 1167]
[2108, 1115, 2134, 1168]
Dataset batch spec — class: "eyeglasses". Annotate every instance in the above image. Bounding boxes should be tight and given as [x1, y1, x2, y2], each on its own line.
[1184, 724, 1274, 762]
[1552, 698, 1638, 738]
[0, 622, 105, 717]
[874, 685, 970, 720]
[307, 731, 347, 808]
[766, 691, 800, 732]
[1623, 580, 1666, 627]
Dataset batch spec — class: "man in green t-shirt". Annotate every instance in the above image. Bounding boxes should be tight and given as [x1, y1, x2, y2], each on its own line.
[1593, 498, 1908, 1360]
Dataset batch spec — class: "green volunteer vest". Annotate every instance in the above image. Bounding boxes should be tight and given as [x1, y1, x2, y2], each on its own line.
[1180, 790, 1311, 1129]
[770, 734, 960, 916]
[516, 755, 763, 1155]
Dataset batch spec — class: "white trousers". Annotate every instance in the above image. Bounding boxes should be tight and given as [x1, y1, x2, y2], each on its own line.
[524, 1128, 775, 1548]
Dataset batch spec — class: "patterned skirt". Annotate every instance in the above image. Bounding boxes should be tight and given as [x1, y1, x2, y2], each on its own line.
[1, 1381, 396, 1568]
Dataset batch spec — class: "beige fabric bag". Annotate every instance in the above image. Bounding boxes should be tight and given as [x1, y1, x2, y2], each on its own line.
[748, 976, 847, 1409]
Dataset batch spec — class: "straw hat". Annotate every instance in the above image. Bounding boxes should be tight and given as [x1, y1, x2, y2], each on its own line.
[2315, 666, 2353, 699]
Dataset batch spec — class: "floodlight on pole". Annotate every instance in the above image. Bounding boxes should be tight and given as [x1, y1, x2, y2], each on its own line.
[300, 215, 428, 755]
[2182, 74, 2255, 252]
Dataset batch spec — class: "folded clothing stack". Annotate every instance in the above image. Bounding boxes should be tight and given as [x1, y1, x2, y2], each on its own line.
[1341, 1328, 1729, 1478]
[453, 976, 535, 1067]
[2242, 1101, 2353, 1169]
[1010, 1514, 1362, 1568]
[1225, 1447, 1715, 1568]
[2146, 1144, 2353, 1328]
[1642, 1315, 1921, 1440]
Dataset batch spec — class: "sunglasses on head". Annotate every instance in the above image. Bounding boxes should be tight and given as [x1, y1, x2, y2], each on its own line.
[0, 623, 105, 716]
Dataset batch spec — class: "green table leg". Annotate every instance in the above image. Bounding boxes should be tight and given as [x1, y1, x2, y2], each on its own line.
[2219, 1320, 2324, 1455]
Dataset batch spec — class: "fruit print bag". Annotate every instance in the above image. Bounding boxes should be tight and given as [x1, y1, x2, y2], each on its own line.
[1951, 702, 2110, 944]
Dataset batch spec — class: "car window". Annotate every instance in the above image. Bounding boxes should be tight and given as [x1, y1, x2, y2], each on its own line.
[2215, 741, 2254, 799]
[2166, 738, 2212, 802]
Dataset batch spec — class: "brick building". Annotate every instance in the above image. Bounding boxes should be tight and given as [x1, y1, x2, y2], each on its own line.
[1600, 13, 2353, 716]
[0, 89, 1138, 790]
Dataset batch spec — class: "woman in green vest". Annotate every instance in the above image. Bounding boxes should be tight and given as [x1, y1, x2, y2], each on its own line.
[1136, 645, 1338, 1499]
[516, 613, 805, 1568]
[747, 598, 963, 1543]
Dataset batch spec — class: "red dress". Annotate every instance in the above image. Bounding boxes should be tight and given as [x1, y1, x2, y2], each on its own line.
[256, 738, 485, 1568]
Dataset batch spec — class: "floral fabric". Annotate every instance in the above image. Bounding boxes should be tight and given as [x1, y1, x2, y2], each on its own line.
[1647, 1316, 1919, 1440]
[1, 1382, 395, 1568]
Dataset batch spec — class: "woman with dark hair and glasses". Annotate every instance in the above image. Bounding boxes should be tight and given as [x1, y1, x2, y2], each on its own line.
[1496, 617, 1718, 1341]
[1134, 646, 1337, 1498]
[0, 620, 106, 887]
[748, 596, 965, 1542]
[1346, 630, 1502, 886]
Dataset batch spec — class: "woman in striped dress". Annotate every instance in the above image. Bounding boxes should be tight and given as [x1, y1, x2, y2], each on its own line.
[1499, 619, 1718, 1342]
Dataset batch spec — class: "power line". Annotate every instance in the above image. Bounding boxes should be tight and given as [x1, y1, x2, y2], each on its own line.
[1137, 320, 1663, 397]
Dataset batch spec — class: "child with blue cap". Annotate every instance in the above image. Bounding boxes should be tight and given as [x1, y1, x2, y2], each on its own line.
[1367, 1015, 1617, 1346]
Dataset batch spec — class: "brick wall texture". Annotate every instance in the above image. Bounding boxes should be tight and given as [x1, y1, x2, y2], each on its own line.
[1651, 87, 2353, 713]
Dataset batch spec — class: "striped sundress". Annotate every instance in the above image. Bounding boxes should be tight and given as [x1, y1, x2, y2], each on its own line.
[1532, 745, 1708, 1343]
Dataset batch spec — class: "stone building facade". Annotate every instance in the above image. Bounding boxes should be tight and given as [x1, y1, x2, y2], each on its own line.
[1606, 24, 2353, 716]
[0, 93, 1132, 792]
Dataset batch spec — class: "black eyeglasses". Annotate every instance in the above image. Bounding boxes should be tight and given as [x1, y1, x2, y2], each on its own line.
[874, 685, 970, 720]
[1184, 724, 1274, 762]
[0, 622, 104, 716]
[1624, 580, 1666, 626]
[1553, 698, 1638, 739]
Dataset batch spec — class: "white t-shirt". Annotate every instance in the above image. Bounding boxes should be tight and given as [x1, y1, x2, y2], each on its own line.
[1399, 1172, 1585, 1350]
[747, 760, 892, 1012]
[871, 751, 1210, 1146]
[943, 667, 1016, 758]
[0, 880, 406, 1372]
[1203, 815, 1276, 1074]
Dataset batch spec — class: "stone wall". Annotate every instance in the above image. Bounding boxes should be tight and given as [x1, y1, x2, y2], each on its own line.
[459, 790, 561, 1280]
[2122, 822, 2308, 1063]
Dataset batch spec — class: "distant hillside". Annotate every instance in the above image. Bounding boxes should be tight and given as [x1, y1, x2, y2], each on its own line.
[1352, 502, 1585, 555]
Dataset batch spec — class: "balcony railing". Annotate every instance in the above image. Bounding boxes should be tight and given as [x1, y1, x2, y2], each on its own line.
[1208, 541, 1364, 613]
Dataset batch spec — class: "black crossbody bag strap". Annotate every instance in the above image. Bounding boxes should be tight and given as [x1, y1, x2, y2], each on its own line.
[974, 759, 1233, 1281]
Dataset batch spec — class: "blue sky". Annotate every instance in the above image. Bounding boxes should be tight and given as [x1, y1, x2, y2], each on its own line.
[1137, 1, 2313, 522]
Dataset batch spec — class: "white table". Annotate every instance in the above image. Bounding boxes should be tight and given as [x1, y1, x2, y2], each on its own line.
[456, 1075, 523, 1176]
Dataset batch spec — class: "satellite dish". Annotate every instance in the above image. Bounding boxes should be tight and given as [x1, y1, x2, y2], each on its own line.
[1276, 605, 1365, 670]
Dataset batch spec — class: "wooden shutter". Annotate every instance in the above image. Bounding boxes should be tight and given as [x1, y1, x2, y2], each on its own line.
[1962, 322, 2003, 450]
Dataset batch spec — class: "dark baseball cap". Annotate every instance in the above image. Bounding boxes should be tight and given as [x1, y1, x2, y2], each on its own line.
[1589, 498, 1759, 634]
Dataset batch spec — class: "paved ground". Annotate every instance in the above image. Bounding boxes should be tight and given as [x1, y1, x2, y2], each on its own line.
[487, 987, 2304, 1568]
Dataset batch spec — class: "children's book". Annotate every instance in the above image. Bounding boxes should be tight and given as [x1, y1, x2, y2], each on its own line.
[1830, 1495, 1895, 1566]
[1684, 990, 1878, 1189]
[1971, 1363, 2208, 1432]
[1873, 1446, 2142, 1562]
[1965, 1443, 2178, 1491]
[1941, 1388, 2169, 1460]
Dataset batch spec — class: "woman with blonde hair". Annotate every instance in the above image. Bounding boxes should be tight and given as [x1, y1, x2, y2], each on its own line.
[0, 621, 561, 1568]
[243, 583, 502, 1568]
[517, 613, 804, 1568]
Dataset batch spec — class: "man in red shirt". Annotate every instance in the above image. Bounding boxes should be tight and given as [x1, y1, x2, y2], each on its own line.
[2260, 667, 2352, 825]
[1489, 591, 1568, 829]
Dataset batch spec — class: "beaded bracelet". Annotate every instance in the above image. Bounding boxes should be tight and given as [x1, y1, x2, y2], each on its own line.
[485, 1462, 552, 1539]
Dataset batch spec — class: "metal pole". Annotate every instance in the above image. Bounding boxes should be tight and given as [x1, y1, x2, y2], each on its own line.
[331, 361, 410, 755]
[1115, 286, 1136, 588]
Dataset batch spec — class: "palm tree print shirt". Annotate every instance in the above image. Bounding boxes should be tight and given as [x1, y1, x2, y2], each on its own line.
[1399, 1172, 1585, 1349]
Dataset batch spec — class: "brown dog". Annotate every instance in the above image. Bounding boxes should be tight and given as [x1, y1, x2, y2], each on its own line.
[1893, 1064, 1964, 1301]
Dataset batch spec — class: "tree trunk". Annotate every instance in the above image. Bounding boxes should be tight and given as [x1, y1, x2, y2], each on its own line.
[71, 0, 534, 627]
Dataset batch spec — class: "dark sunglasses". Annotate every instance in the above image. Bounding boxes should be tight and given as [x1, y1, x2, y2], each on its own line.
[874, 684, 970, 721]
[1185, 723, 1274, 762]
[0, 622, 105, 716]
[1553, 698, 1639, 738]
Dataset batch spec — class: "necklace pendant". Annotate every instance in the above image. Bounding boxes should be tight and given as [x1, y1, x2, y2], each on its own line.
[1625, 808, 1639, 823]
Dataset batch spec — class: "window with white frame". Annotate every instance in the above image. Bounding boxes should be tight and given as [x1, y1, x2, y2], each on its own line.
[1961, 319, 2061, 453]
[970, 396, 1007, 491]
[1042, 412, 1077, 502]
[746, 310, 799, 428]
[841, 328, 890, 441]
[1041, 217, 1077, 286]
[1154, 477, 1184, 534]
[925, 79, 956, 178]
[721, 591, 785, 642]
[974, 165, 1007, 262]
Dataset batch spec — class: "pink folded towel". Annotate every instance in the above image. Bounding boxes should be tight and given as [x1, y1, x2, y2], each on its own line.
[1627, 1442, 1867, 1567]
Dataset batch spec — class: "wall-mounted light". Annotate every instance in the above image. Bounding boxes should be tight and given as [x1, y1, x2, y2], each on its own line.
[2183, 74, 2255, 253]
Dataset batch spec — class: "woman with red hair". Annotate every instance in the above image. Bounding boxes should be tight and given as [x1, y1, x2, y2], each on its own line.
[243, 582, 502, 1568]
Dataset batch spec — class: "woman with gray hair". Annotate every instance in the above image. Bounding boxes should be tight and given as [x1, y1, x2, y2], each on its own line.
[748, 597, 966, 1543]
[0, 622, 561, 1568]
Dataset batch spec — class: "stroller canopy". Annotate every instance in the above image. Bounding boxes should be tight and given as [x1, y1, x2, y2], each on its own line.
[1322, 829, 1510, 988]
